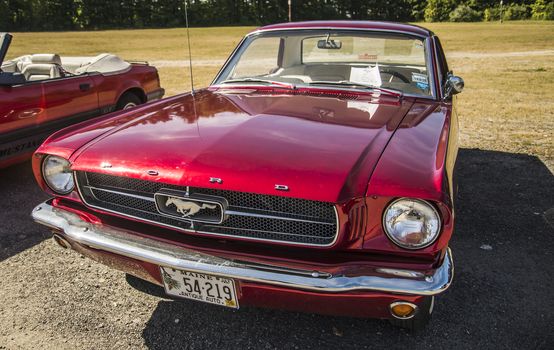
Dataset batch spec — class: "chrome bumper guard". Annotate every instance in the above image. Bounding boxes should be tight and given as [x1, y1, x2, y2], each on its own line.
[32, 201, 453, 296]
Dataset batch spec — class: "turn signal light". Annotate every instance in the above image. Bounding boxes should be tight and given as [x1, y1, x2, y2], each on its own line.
[390, 301, 417, 319]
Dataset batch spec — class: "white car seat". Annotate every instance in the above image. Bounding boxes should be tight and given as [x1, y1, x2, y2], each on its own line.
[22, 54, 63, 81]
[22, 64, 61, 81]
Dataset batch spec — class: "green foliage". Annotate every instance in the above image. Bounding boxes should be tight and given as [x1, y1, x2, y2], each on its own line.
[0, 0, 551, 31]
[531, 0, 554, 20]
[503, 4, 531, 20]
[449, 4, 483, 22]
[424, 0, 456, 22]
[0, 0, 10, 30]
[483, 6, 502, 21]
[408, 0, 427, 21]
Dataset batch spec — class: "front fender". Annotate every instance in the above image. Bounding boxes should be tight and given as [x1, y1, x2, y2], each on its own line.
[362, 100, 457, 258]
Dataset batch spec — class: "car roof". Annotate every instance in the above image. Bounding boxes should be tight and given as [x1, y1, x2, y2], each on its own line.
[254, 21, 433, 37]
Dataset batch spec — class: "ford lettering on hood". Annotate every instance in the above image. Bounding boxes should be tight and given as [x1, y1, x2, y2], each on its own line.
[70, 90, 414, 203]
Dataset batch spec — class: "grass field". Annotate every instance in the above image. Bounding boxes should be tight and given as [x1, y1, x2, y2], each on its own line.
[8, 21, 554, 169]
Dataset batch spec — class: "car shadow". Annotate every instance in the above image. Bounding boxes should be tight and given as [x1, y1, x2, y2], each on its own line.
[140, 148, 553, 349]
[0, 161, 50, 262]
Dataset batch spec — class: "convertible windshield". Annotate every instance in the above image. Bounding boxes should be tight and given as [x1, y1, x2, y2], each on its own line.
[215, 31, 432, 97]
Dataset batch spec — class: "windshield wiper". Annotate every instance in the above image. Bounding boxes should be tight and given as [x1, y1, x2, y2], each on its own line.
[307, 81, 403, 97]
[220, 78, 295, 89]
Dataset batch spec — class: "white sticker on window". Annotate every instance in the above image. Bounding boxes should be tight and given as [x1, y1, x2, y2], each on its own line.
[350, 64, 382, 87]
[411, 72, 428, 84]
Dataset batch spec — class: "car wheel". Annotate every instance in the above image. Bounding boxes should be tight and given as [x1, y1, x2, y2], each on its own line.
[388, 296, 434, 331]
[116, 92, 142, 110]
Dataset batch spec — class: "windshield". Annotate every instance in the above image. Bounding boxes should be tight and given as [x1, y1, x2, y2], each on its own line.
[214, 30, 433, 97]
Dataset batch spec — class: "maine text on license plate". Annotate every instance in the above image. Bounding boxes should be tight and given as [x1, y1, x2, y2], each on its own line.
[160, 267, 239, 308]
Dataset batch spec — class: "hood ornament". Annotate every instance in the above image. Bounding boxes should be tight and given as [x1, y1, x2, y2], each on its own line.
[146, 170, 159, 176]
[154, 189, 227, 225]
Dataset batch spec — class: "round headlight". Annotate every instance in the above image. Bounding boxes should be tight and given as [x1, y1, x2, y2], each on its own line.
[383, 198, 441, 250]
[42, 155, 74, 194]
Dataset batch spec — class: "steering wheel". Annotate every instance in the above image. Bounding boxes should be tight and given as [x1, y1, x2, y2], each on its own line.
[381, 70, 410, 84]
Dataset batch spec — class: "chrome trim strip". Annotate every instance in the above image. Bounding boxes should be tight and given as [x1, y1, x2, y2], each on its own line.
[228, 203, 335, 220]
[86, 186, 155, 202]
[75, 174, 341, 247]
[246, 27, 429, 39]
[200, 224, 335, 240]
[32, 201, 453, 295]
[224, 210, 335, 225]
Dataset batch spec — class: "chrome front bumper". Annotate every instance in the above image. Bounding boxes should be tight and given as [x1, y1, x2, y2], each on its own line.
[32, 201, 454, 296]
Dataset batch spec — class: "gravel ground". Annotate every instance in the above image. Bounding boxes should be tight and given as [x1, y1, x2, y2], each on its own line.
[0, 148, 553, 349]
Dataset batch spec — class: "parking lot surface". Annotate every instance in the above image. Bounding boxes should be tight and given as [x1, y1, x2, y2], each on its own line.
[0, 148, 552, 349]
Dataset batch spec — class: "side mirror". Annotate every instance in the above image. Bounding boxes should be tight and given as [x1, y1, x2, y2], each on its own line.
[445, 75, 464, 98]
[317, 39, 342, 50]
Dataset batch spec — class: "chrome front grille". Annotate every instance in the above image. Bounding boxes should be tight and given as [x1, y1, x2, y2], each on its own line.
[75, 172, 339, 246]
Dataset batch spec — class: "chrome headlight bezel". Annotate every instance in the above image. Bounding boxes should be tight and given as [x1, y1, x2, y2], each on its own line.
[41, 155, 75, 195]
[382, 198, 442, 250]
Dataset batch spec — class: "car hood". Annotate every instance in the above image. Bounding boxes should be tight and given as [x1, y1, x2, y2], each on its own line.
[72, 88, 415, 203]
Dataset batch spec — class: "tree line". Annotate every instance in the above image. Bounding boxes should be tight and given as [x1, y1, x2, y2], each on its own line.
[1, 0, 552, 32]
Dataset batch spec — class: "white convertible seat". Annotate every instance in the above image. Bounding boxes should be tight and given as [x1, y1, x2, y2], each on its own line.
[31, 53, 62, 65]
[5, 53, 130, 77]
[0, 60, 17, 72]
[13, 55, 32, 72]
[20, 54, 63, 81]
[22, 63, 61, 81]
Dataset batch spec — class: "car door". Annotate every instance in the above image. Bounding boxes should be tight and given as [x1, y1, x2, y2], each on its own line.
[40, 74, 99, 126]
[0, 74, 99, 166]
[0, 82, 46, 164]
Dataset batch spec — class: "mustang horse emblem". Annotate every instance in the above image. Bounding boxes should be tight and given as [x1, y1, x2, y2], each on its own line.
[165, 197, 217, 217]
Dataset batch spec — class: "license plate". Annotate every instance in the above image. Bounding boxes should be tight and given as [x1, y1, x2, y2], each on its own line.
[160, 267, 239, 309]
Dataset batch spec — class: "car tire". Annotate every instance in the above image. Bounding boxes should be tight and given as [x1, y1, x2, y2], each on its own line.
[116, 92, 142, 110]
[388, 296, 434, 331]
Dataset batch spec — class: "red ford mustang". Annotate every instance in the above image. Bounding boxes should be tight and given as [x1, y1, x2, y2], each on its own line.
[31, 21, 463, 330]
[0, 33, 164, 168]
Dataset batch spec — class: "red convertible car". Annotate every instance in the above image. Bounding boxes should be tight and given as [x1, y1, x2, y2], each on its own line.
[31, 21, 463, 330]
[0, 33, 164, 168]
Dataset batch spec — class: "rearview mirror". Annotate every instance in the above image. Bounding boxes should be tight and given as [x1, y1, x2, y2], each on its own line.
[317, 39, 342, 50]
[445, 75, 464, 98]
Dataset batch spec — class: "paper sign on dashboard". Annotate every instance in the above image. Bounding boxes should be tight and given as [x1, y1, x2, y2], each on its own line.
[350, 64, 381, 87]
